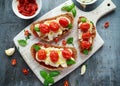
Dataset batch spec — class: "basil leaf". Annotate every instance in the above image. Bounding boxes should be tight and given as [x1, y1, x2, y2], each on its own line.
[34, 27, 40, 32]
[61, 3, 75, 12]
[49, 71, 60, 77]
[33, 45, 40, 51]
[83, 49, 89, 55]
[18, 39, 27, 47]
[67, 59, 76, 65]
[80, 17, 86, 23]
[45, 76, 54, 84]
[67, 37, 73, 44]
[67, 23, 72, 29]
[71, 7, 76, 17]
[40, 70, 48, 79]
[90, 21, 94, 26]
[44, 80, 49, 86]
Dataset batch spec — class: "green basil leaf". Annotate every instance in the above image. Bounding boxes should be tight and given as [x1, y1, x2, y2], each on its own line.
[67, 23, 72, 29]
[61, 3, 75, 12]
[45, 76, 54, 84]
[71, 7, 76, 17]
[40, 70, 48, 79]
[67, 37, 73, 44]
[18, 39, 27, 47]
[90, 21, 94, 26]
[80, 17, 86, 23]
[34, 27, 40, 32]
[44, 80, 49, 86]
[66, 59, 76, 65]
[33, 45, 41, 51]
[83, 49, 89, 55]
[49, 71, 60, 77]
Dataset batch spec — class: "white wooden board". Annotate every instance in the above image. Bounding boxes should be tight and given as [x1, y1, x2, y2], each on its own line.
[13, 0, 116, 84]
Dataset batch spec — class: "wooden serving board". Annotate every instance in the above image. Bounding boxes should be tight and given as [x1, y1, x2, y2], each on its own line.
[13, 0, 116, 84]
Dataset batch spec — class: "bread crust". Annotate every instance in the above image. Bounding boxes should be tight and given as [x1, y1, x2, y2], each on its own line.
[31, 43, 77, 70]
[77, 16, 96, 53]
[30, 13, 74, 42]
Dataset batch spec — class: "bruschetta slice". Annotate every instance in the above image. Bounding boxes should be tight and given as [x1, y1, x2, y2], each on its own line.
[30, 13, 74, 42]
[31, 43, 77, 70]
[78, 16, 96, 55]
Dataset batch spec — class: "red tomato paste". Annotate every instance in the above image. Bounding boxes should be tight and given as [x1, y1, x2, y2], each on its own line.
[17, 0, 38, 16]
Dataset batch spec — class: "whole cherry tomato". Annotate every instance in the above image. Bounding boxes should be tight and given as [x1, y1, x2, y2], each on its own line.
[39, 23, 50, 34]
[50, 50, 59, 63]
[37, 49, 46, 60]
[80, 41, 91, 49]
[80, 23, 90, 32]
[59, 18, 69, 27]
[62, 49, 72, 59]
[82, 32, 91, 41]
[49, 22, 60, 32]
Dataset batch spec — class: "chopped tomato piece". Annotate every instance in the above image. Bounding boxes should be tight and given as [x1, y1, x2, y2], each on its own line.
[54, 37, 59, 43]
[50, 50, 59, 63]
[22, 68, 29, 75]
[64, 80, 69, 86]
[24, 30, 29, 36]
[104, 22, 109, 28]
[11, 59, 17, 66]
[80, 41, 91, 50]
[62, 49, 72, 59]
[62, 39, 66, 46]
[37, 49, 46, 60]
[39, 23, 50, 34]
[49, 22, 60, 32]
[59, 18, 69, 27]
[80, 23, 90, 32]
[82, 32, 91, 41]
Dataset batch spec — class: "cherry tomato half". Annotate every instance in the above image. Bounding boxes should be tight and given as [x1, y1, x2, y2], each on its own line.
[50, 50, 59, 63]
[82, 32, 91, 41]
[59, 18, 69, 27]
[49, 22, 60, 32]
[62, 49, 72, 59]
[37, 49, 46, 60]
[80, 23, 90, 32]
[80, 41, 91, 49]
[39, 23, 50, 34]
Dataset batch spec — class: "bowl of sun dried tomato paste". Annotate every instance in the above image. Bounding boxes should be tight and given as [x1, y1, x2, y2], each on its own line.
[12, 0, 42, 19]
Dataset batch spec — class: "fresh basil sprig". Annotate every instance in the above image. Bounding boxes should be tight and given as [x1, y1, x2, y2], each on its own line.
[67, 59, 76, 65]
[71, 7, 76, 17]
[40, 70, 60, 86]
[61, 3, 75, 12]
[33, 45, 41, 51]
[67, 37, 73, 45]
[18, 39, 27, 47]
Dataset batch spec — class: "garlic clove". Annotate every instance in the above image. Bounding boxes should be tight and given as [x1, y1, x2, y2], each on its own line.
[5, 48, 15, 56]
[81, 65, 86, 75]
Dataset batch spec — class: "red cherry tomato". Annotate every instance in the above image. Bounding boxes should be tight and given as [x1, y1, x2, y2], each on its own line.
[49, 22, 60, 32]
[80, 41, 91, 49]
[82, 32, 91, 41]
[50, 50, 59, 63]
[39, 23, 50, 34]
[11, 59, 17, 66]
[62, 39, 66, 46]
[37, 49, 46, 60]
[80, 23, 90, 32]
[59, 18, 69, 27]
[22, 68, 29, 75]
[62, 49, 72, 59]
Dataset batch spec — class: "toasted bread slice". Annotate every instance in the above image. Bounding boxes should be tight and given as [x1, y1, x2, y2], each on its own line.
[31, 43, 77, 70]
[77, 16, 96, 54]
[30, 13, 74, 42]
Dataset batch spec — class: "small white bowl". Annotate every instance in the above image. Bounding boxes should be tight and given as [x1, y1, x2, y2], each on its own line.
[76, 0, 97, 5]
[12, 0, 42, 19]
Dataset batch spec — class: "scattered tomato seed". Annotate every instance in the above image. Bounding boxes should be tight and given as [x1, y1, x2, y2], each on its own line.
[64, 80, 69, 86]
[11, 59, 17, 66]
[104, 22, 109, 28]
[22, 68, 29, 75]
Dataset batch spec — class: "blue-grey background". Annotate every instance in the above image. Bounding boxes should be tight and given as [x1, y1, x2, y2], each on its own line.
[0, 0, 120, 86]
